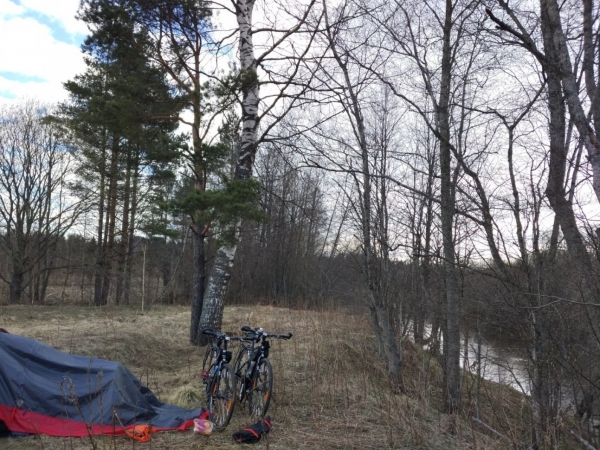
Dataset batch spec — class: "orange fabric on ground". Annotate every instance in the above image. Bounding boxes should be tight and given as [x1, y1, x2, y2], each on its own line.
[125, 424, 155, 443]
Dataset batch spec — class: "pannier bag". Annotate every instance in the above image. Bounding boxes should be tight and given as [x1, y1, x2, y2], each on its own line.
[232, 416, 272, 444]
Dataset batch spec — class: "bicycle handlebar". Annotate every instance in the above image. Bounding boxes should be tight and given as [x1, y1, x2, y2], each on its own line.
[201, 328, 230, 341]
[239, 326, 292, 341]
[230, 336, 256, 342]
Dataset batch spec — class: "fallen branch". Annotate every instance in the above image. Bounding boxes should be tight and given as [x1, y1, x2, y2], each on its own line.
[471, 417, 533, 450]
[570, 429, 597, 450]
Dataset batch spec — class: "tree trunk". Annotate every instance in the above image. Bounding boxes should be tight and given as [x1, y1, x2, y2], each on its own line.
[100, 134, 120, 305]
[539, 0, 600, 206]
[94, 143, 107, 306]
[115, 149, 132, 305]
[199, 245, 237, 337]
[369, 304, 386, 359]
[198, 0, 259, 343]
[419, 163, 434, 344]
[439, 0, 461, 416]
[9, 268, 24, 305]
[124, 151, 139, 306]
[378, 302, 403, 391]
[190, 227, 206, 345]
[540, 2, 593, 274]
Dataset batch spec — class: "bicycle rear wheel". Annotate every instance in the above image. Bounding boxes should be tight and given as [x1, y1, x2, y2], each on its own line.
[208, 363, 236, 431]
[248, 359, 273, 417]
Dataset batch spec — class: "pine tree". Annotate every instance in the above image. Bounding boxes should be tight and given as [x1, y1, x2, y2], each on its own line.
[63, 3, 183, 306]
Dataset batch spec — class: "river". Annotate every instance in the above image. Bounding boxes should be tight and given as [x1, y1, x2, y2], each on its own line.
[420, 324, 531, 395]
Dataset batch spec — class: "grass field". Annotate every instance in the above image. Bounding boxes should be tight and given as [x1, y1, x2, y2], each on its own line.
[0, 303, 534, 449]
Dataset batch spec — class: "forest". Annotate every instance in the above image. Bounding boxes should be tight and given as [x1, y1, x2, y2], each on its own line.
[2, 0, 600, 448]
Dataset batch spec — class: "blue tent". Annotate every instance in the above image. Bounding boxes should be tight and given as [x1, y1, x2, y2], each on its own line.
[0, 330, 203, 437]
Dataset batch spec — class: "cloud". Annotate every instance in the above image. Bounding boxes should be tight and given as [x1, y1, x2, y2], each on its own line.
[0, 2, 85, 105]
[0, 0, 23, 15]
[0, 77, 66, 104]
[16, 0, 88, 35]
[0, 16, 85, 82]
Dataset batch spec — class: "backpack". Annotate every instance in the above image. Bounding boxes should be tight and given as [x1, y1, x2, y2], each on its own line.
[232, 417, 272, 444]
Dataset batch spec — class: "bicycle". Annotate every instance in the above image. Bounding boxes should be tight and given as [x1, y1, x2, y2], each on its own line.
[233, 326, 292, 417]
[200, 328, 237, 431]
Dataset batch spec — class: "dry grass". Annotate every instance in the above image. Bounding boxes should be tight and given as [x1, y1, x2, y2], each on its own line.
[0, 303, 532, 449]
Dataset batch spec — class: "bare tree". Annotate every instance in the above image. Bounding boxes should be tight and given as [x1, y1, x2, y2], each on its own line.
[287, 0, 408, 390]
[359, 0, 485, 415]
[0, 102, 84, 304]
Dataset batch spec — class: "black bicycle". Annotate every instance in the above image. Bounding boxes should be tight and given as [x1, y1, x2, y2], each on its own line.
[200, 328, 237, 431]
[233, 326, 292, 417]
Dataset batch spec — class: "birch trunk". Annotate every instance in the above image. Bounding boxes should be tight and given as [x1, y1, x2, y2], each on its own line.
[197, 0, 259, 342]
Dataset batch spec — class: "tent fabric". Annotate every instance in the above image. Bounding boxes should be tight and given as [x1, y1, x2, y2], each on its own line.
[0, 330, 203, 437]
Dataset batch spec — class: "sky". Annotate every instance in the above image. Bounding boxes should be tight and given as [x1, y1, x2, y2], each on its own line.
[0, 0, 86, 105]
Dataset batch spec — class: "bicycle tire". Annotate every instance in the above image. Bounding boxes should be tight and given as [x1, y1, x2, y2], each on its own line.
[202, 346, 213, 371]
[208, 363, 237, 431]
[201, 346, 214, 394]
[234, 346, 251, 403]
[248, 358, 273, 417]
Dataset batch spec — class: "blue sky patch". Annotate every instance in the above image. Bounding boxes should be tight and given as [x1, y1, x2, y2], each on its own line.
[0, 71, 46, 83]
[0, 90, 17, 99]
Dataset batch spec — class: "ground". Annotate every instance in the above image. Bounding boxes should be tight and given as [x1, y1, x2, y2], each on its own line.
[0, 303, 531, 449]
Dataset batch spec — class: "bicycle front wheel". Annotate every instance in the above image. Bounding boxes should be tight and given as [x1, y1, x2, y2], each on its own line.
[248, 359, 273, 417]
[208, 363, 237, 431]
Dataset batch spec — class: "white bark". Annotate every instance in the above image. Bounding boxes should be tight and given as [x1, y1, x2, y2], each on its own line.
[234, 0, 259, 180]
[198, 0, 259, 341]
[198, 243, 237, 333]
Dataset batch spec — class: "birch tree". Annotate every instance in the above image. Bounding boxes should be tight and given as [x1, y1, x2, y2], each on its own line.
[196, 0, 319, 341]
